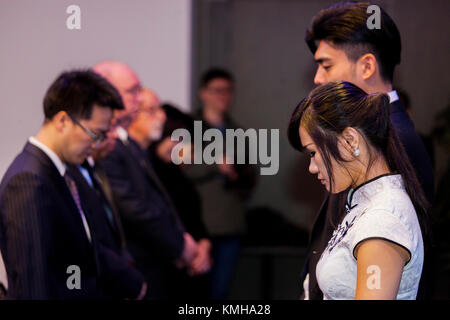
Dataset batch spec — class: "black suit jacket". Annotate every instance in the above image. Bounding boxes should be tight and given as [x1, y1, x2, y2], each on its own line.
[0, 143, 103, 299]
[68, 165, 145, 299]
[300, 99, 435, 300]
[98, 137, 185, 299]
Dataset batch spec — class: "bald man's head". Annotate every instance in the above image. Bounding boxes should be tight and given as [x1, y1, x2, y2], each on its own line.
[93, 61, 143, 129]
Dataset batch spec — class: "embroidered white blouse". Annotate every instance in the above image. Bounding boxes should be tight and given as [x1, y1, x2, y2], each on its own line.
[315, 174, 424, 300]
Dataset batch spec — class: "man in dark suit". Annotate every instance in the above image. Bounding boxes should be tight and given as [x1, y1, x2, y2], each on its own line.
[68, 161, 147, 299]
[0, 70, 124, 299]
[93, 64, 198, 299]
[298, 2, 434, 300]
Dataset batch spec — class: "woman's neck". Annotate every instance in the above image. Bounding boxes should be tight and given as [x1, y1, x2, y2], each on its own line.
[352, 156, 392, 189]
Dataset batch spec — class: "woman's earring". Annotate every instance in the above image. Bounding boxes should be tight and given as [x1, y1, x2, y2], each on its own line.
[353, 148, 360, 157]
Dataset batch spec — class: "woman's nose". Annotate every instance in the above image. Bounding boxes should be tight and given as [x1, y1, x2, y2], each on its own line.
[309, 159, 319, 174]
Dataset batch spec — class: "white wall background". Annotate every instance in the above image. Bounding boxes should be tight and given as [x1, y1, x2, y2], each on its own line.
[0, 0, 192, 288]
[0, 0, 192, 178]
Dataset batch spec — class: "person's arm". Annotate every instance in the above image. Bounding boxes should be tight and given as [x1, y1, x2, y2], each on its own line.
[99, 146, 185, 262]
[354, 239, 410, 300]
[96, 243, 147, 299]
[0, 173, 51, 299]
[188, 238, 212, 276]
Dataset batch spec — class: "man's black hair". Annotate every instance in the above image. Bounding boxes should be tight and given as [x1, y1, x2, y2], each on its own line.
[43, 69, 124, 120]
[200, 67, 234, 88]
[305, 1, 401, 83]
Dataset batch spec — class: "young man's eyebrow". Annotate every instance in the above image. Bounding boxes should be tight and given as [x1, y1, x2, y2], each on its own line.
[314, 58, 331, 64]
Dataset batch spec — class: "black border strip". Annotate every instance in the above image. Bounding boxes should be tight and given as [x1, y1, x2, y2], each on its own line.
[352, 236, 412, 266]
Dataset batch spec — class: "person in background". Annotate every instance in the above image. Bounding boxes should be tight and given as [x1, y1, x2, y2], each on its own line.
[299, 1, 434, 300]
[68, 158, 148, 299]
[149, 103, 212, 299]
[396, 88, 435, 169]
[189, 68, 257, 299]
[289, 81, 428, 299]
[98, 87, 198, 299]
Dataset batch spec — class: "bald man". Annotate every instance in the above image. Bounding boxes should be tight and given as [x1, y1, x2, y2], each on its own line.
[95, 66, 197, 298]
[93, 61, 143, 131]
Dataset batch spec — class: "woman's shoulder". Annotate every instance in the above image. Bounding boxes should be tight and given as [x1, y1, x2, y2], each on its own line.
[354, 175, 418, 230]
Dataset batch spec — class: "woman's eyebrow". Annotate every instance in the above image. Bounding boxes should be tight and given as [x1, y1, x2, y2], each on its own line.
[302, 143, 313, 148]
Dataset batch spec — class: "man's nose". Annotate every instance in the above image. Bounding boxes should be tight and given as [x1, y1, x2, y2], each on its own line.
[314, 67, 326, 85]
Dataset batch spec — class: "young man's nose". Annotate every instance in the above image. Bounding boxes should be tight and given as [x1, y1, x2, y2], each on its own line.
[314, 67, 326, 85]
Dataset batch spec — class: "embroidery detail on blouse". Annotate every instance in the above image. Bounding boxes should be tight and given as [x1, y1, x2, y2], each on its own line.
[326, 215, 357, 253]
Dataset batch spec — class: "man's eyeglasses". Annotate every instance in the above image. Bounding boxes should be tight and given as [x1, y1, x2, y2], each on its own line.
[68, 114, 106, 144]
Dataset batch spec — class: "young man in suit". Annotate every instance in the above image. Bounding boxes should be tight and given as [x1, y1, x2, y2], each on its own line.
[298, 1, 434, 300]
[0, 70, 123, 299]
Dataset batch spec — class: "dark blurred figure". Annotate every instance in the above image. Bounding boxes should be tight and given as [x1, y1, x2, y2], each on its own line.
[189, 68, 258, 299]
[98, 86, 198, 299]
[68, 160, 147, 299]
[397, 88, 435, 169]
[430, 102, 450, 298]
[149, 103, 212, 299]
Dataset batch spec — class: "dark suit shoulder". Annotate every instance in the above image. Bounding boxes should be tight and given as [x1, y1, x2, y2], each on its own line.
[389, 101, 435, 204]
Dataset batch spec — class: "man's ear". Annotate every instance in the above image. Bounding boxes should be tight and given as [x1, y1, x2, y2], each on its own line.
[53, 111, 71, 132]
[357, 53, 377, 81]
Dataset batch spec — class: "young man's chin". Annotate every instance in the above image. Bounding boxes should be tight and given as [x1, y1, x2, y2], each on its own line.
[70, 154, 89, 166]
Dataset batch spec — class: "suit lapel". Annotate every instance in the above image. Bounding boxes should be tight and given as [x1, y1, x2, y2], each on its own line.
[125, 138, 170, 198]
[89, 166, 128, 251]
[123, 138, 185, 232]
[24, 143, 98, 254]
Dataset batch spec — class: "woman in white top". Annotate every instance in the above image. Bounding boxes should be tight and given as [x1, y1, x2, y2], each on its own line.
[288, 81, 430, 299]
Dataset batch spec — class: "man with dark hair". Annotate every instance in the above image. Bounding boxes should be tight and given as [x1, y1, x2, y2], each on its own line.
[0, 70, 123, 299]
[200, 68, 234, 89]
[300, 2, 434, 300]
[189, 67, 257, 299]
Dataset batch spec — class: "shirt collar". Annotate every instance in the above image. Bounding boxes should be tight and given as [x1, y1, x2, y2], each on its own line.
[86, 156, 95, 167]
[116, 126, 129, 144]
[28, 136, 66, 176]
[387, 90, 399, 103]
[347, 173, 403, 209]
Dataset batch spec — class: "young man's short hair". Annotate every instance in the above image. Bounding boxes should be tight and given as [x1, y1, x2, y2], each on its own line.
[43, 69, 124, 120]
[305, 1, 401, 83]
[200, 68, 234, 88]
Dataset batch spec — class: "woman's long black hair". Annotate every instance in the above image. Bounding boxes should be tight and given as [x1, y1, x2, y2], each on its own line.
[288, 81, 430, 238]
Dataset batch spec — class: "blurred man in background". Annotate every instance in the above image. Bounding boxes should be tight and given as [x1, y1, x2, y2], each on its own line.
[94, 63, 198, 298]
[188, 68, 257, 299]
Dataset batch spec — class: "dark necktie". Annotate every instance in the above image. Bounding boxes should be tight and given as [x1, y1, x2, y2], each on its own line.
[64, 172, 92, 243]
[81, 162, 117, 229]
